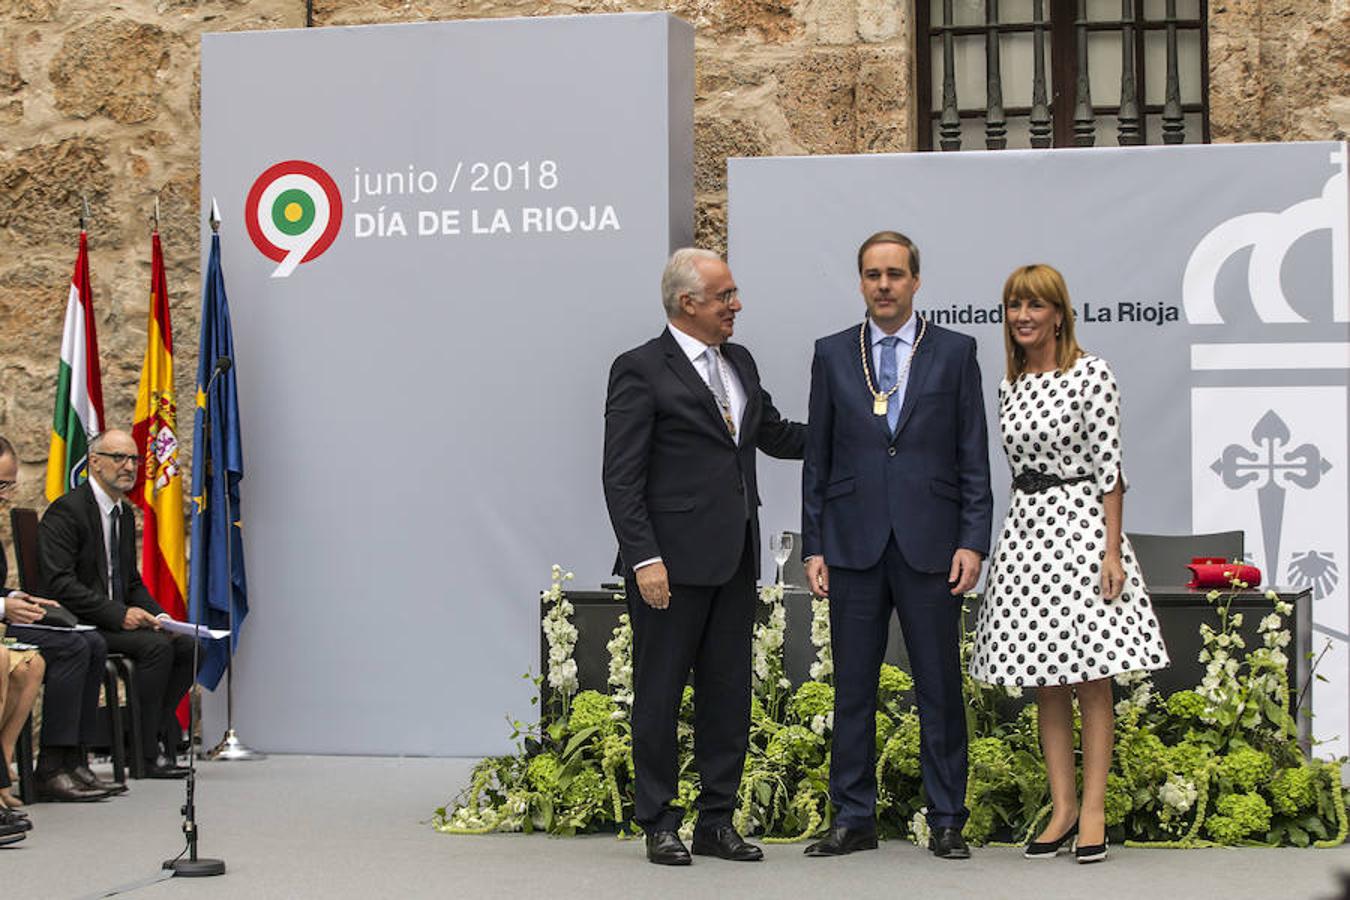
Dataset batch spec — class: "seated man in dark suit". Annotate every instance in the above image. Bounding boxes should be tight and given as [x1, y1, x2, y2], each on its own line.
[38, 429, 198, 779]
[1, 433, 119, 802]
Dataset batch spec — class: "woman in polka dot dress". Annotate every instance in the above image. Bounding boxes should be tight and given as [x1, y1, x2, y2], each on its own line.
[969, 264, 1169, 864]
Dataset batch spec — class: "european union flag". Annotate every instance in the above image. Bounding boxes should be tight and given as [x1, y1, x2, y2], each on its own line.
[189, 229, 248, 691]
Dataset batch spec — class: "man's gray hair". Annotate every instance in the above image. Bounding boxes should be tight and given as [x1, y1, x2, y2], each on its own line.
[87, 431, 109, 453]
[661, 248, 722, 319]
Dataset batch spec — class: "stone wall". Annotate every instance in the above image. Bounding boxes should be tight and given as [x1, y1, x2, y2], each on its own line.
[0, 0, 1346, 564]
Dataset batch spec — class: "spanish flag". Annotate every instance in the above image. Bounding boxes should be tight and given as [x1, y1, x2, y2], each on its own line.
[131, 230, 188, 624]
[45, 230, 105, 501]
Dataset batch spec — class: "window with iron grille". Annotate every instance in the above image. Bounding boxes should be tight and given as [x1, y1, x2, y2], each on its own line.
[916, 0, 1209, 150]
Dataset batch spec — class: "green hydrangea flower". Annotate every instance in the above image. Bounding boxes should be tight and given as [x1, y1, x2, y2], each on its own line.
[968, 737, 1013, 783]
[1104, 772, 1132, 826]
[766, 724, 824, 766]
[878, 664, 914, 697]
[790, 682, 835, 723]
[1270, 765, 1319, 816]
[1218, 747, 1274, 792]
[1205, 792, 1272, 842]
[1165, 690, 1207, 720]
[875, 711, 895, 750]
[963, 801, 995, 845]
[562, 768, 608, 808]
[1160, 740, 1212, 777]
[750, 694, 766, 724]
[567, 690, 617, 736]
[880, 713, 921, 778]
[526, 752, 562, 791]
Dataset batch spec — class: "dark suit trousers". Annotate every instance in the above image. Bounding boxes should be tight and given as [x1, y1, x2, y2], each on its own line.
[625, 530, 757, 832]
[7, 626, 107, 753]
[829, 534, 969, 829]
[100, 629, 198, 761]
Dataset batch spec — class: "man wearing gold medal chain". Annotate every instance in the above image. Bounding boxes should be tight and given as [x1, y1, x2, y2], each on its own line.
[801, 231, 993, 860]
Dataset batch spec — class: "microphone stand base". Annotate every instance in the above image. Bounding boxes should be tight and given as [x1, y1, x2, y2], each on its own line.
[164, 857, 226, 877]
[206, 729, 266, 761]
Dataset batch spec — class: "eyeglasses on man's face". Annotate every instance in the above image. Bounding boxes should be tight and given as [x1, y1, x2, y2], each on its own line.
[93, 451, 139, 467]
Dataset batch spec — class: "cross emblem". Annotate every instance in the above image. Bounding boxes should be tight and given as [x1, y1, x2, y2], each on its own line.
[1211, 409, 1333, 584]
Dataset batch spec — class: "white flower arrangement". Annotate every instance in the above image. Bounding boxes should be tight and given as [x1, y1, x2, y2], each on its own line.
[606, 609, 634, 710]
[542, 564, 578, 697]
[808, 596, 833, 681]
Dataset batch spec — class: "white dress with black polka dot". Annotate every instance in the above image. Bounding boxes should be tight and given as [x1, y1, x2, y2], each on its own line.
[969, 354, 1170, 687]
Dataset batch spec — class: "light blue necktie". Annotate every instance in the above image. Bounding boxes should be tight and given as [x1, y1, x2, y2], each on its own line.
[879, 335, 900, 433]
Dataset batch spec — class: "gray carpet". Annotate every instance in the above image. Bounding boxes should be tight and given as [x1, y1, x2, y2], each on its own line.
[2, 755, 1348, 899]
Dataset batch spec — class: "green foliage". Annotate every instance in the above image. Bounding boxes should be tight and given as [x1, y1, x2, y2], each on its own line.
[567, 690, 617, 737]
[1205, 792, 1272, 843]
[1217, 747, 1275, 792]
[434, 567, 1349, 849]
[789, 682, 834, 723]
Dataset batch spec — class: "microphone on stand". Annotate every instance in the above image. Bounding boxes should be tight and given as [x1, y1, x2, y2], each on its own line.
[162, 354, 235, 878]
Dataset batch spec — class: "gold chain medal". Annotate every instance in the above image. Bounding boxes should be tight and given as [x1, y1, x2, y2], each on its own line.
[859, 315, 928, 417]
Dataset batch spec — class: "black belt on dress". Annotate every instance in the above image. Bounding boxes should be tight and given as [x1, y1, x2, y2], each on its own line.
[1012, 470, 1093, 493]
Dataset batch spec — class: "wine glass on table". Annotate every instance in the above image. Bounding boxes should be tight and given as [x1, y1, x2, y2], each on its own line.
[770, 532, 794, 586]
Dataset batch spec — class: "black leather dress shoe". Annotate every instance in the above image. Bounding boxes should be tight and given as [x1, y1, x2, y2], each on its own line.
[928, 826, 971, 859]
[803, 824, 878, 856]
[0, 807, 31, 832]
[645, 829, 692, 866]
[691, 824, 763, 861]
[72, 764, 128, 795]
[0, 823, 25, 846]
[143, 762, 190, 780]
[35, 770, 109, 802]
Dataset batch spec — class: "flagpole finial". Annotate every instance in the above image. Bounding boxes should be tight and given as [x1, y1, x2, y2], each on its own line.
[79, 194, 89, 231]
[152, 194, 161, 234]
[209, 198, 221, 234]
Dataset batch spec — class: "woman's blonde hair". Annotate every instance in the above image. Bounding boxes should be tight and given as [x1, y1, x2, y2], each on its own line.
[1002, 264, 1083, 381]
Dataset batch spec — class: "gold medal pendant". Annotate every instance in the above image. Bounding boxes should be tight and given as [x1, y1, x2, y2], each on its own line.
[873, 395, 888, 416]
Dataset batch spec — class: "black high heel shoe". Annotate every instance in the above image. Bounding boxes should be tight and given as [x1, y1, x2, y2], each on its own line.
[1073, 836, 1108, 863]
[1024, 820, 1078, 859]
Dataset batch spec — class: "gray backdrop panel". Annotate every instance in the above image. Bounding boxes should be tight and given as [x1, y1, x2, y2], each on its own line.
[200, 13, 692, 756]
[729, 142, 1349, 755]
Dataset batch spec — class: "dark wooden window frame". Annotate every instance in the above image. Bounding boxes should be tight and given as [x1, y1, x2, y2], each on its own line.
[916, 0, 1211, 150]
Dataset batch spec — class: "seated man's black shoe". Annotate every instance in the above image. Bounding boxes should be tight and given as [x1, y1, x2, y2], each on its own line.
[0, 808, 32, 832]
[72, 764, 128, 795]
[803, 824, 878, 856]
[928, 826, 971, 859]
[35, 770, 109, 802]
[691, 823, 763, 861]
[644, 829, 692, 866]
[0, 822, 25, 846]
[143, 762, 190, 780]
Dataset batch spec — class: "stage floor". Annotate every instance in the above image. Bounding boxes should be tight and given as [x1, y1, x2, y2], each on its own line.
[3, 755, 1347, 898]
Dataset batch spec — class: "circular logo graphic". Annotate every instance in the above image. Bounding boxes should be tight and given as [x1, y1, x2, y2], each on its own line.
[245, 160, 343, 278]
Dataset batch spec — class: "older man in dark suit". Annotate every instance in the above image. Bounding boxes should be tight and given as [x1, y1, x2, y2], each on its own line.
[603, 248, 805, 865]
[1, 434, 118, 803]
[801, 231, 993, 860]
[38, 429, 197, 779]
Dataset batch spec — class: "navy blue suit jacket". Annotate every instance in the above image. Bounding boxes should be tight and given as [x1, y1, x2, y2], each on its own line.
[801, 320, 993, 574]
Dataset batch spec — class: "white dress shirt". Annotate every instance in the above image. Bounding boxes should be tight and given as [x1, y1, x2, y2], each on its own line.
[89, 476, 123, 596]
[667, 324, 747, 445]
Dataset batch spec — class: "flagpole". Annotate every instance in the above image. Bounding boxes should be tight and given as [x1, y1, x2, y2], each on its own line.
[202, 200, 264, 763]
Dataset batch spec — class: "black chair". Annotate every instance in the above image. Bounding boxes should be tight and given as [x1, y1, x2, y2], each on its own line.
[1125, 530, 1246, 589]
[9, 507, 141, 781]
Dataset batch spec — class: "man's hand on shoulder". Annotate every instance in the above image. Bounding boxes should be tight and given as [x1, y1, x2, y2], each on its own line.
[805, 556, 829, 598]
[948, 548, 983, 596]
[636, 561, 672, 610]
[3, 591, 57, 625]
[122, 606, 161, 631]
